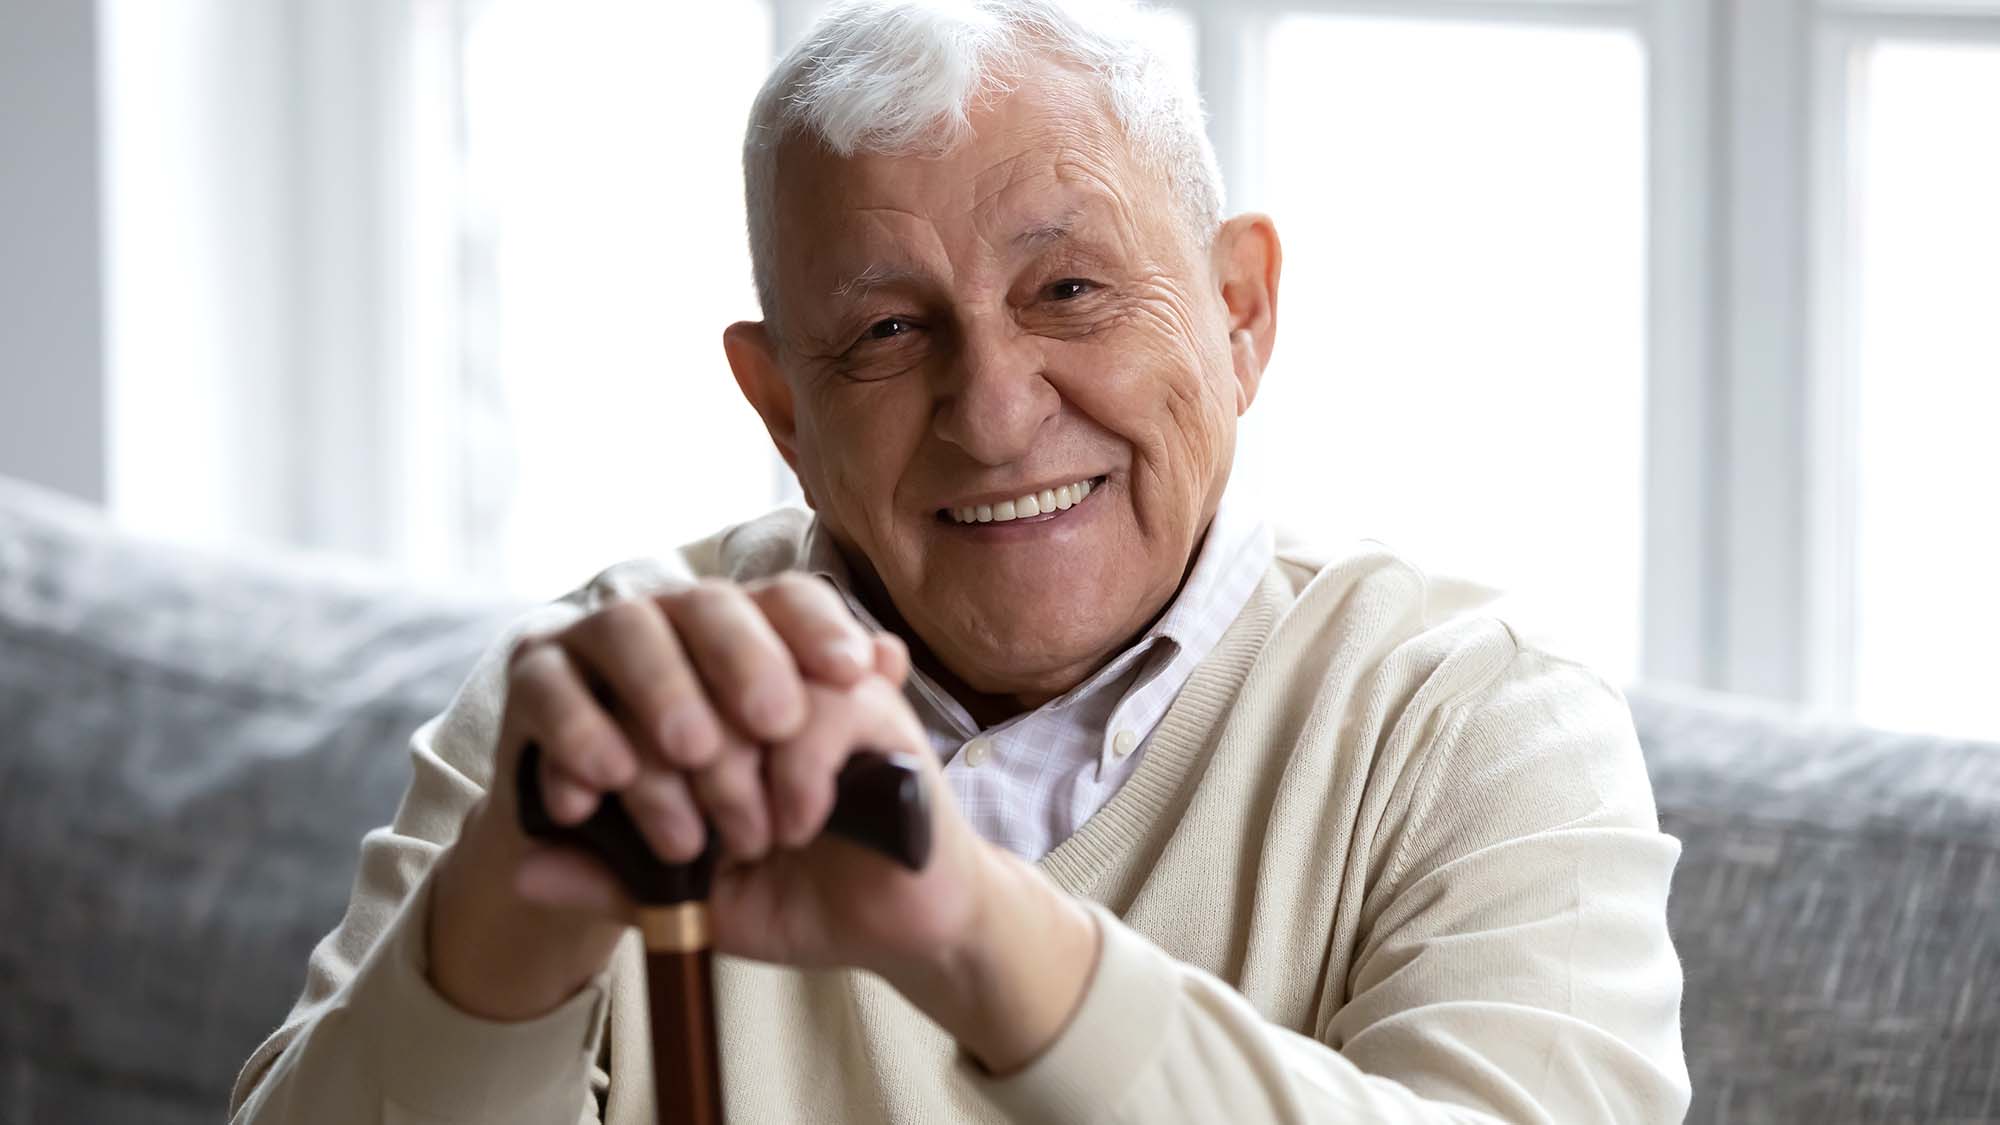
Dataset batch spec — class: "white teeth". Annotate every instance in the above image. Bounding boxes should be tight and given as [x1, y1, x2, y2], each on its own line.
[945, 477, 1100, 524]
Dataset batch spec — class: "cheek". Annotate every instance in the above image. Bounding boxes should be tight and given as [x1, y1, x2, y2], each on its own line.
[796, 385, 932, 535]
[1053, 318, 1235, 489]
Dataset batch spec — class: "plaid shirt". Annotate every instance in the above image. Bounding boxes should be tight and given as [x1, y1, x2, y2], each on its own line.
[803, 494, 1274, 861]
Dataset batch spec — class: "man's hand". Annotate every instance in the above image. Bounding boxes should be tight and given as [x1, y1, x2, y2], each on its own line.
[426, 573, 1098, 1074]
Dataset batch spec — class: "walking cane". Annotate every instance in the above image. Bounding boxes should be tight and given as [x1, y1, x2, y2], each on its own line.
[516, 741, 933, 1125]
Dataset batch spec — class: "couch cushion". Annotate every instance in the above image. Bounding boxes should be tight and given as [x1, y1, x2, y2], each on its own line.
[0, 477, 526, 1125]
[1630, 683, 2000, 1124]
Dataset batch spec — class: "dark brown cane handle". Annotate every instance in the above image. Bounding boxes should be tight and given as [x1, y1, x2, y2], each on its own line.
[515, 742, 933, 903]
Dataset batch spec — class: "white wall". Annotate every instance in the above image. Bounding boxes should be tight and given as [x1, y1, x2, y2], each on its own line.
[0, 0, 106, 503]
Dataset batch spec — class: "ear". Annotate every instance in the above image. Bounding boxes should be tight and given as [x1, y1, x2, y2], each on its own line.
[1210, 213, 1282, 415]
[723, 321, 811, 504]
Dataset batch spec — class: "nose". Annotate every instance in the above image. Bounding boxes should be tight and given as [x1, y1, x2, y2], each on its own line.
[931, 312, 1060, 466]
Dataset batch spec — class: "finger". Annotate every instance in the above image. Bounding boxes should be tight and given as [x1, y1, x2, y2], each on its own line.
[622, 767, 709, 864]
[688, 739, 772, 862]
[509, 640, 638, 806]
[871, 632, 910, 685]
[514, 845, 636, 918]
[663, 581, 808, 742]
[749, 574, 873, 685]
[538, 760, 602, 825]
[764, 684, 855, 849]
[564, 599, 726, 769]
[845, 675, 936, 778]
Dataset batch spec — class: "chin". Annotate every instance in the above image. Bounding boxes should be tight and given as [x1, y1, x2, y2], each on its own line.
[942, 595, 1121, 693]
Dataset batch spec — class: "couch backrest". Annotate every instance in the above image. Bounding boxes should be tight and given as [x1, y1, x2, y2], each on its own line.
[1630, 684, 2000, 1123]
[0, 478, 524, 1125]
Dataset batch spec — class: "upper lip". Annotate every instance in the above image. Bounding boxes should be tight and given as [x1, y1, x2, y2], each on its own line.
[935, 473, 1106, 512]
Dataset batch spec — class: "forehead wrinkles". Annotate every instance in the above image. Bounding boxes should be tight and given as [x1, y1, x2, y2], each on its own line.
[795, 202, 952, 300]
[961, 143, 1144, 262]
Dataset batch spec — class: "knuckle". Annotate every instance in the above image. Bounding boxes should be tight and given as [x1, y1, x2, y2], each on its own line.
[852, 674, 899, 710]
[625, 771, 685, 814]
[706, 753, 762, 803]
[717, 762, 762, 805]
[505, 647, 562, 702]
[763, 571, 818, 603]
[779, 574, 848, 623]
[507, 631, 554, 671]
[584, 597, 646, 638]
[567, 600, 637, 649]
[688, 577, 742, 606]
[549, 711, 609, 756]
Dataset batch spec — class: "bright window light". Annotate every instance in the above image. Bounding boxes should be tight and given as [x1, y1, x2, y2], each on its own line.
[464, 0, 778, 599]
[1851, 41, 2000, 740]
[1246, 17, 1648, 682]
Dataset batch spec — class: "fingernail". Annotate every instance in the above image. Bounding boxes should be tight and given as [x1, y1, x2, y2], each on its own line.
[668, 815, 706, 859]
[558, 782, 598, 823]
[826, 636, 872, 675]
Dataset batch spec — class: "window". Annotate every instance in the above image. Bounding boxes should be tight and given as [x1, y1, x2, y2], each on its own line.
[1847, 40, 2000, 739]
[460, 0, 777, 597]
[1246, 16, 1647, 680]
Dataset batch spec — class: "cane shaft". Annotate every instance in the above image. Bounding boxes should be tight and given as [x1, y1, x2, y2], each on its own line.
[643, 905, 724, 1125]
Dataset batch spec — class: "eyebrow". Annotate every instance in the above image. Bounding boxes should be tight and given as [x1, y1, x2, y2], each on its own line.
[1011, 209, 1085, 251]
[829, 264, 926, 300]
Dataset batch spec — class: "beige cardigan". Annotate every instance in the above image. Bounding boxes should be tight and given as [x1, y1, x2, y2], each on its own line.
[232, 508, 1690, 1123]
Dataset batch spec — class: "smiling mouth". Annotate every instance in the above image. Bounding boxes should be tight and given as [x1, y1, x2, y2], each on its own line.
[937, 475, 1107, 526]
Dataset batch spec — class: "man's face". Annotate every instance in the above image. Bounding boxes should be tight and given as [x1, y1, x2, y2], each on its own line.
[735, 64, 1274, 702]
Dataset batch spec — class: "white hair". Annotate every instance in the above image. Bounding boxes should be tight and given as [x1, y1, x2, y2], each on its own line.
[742, 0, 1225, 327]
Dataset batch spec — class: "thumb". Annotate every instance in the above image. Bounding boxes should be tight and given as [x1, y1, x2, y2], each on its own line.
[871, 632, 910, 685]
[514, 845, 638, 920]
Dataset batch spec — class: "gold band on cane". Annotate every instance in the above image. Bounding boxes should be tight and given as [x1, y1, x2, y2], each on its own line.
[639, 903, 711, 953]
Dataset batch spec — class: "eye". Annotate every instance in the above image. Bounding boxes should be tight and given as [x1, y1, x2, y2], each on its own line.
[864, 317, 915, 341]
[1046, 279, 1096, 302]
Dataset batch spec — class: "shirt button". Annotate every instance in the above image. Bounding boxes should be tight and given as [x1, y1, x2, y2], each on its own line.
[1111, 729, 1137, 758]
[963, 737, 993, 767]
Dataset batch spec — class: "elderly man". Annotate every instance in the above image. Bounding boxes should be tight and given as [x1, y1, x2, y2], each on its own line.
[233, 1, 1688, 1121]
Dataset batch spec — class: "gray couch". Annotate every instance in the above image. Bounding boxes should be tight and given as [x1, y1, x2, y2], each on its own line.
[2, 476, 1994, 1124]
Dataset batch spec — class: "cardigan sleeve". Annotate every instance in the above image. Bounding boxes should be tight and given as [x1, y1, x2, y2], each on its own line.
[228, 548, 737, 1123]
[227, 599, 615, 1125]
[968, 646, 1691, 1123]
